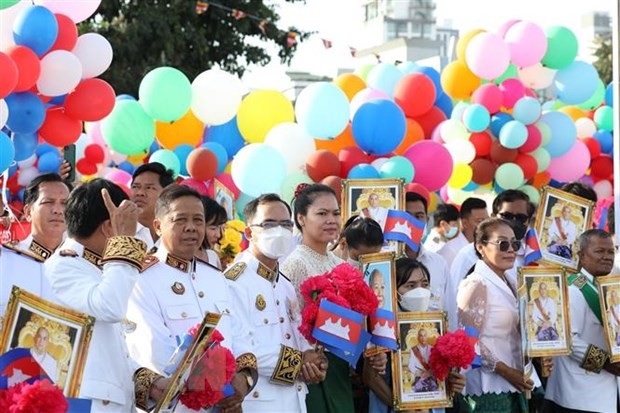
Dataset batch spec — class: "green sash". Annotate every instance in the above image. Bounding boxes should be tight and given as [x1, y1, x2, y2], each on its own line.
[568, 273, 602, 323]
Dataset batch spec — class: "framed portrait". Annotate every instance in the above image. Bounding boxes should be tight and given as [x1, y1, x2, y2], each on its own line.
[214, 179, 235, 221]
[341, 178, 405, 254]
[597, 275, 620, 363]
[517, 267, 571, 357]
[155, 312, 222, 412]
[0, 286, 94, 397]
[393, 311, 450, 410]
[534, 186, 594, 270]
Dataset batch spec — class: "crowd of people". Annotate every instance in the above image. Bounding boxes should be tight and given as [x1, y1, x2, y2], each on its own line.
[0, 162, 619, 413]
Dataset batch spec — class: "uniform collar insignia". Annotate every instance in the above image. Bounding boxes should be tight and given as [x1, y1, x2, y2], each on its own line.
[165, 253, 191, 273]
[257, 262, 277, 283]
[83, 247, 102, 268]
[29, 239, 53, 261]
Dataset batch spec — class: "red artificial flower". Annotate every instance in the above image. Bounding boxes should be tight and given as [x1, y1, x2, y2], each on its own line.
[0, 389, 10, 412]
[299, 303, 320, 343]
[300, 275, 335, 304]
[187, 324, 224, 345]
[319, 291, 351, 309]
[429, 330, 476, 381]
[8, 379, 68, 413]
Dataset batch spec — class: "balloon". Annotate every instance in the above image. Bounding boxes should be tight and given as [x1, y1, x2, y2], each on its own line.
[470, 131, 492, 156]
[434, 92, 453, 118]
[6, 45, 40, 92]
[605, 82, 613, 107]
[35, 143, 59, 158]
[471, 83, 503, 114]
[334, 73, 366, 101]
[495, 163, 524, 190]
[394, 73, 436, 118]
[530, 148, 551, 172]
[557, 105, 586, 121]
[590, 156, 613, 179]
[265, 122, 316, 174]
[471, 158, 496, 185]
[321, 176, 342, 202]
[64, 78, 115, 121]
[5, 92, 45, 133]
[575, 117, 597, 139]
[180, 177, 208, 195]
[72, 33, 113, 79]
[379, 156, 415, 183]
[101, 100, 155, 155]
[398, 61, 420, 75]
[540, 111, 577, 157]
[0, 131, 15, 173]
[542, 26, 578, 69]
[231, 144, 287, 197]
[0, 0, 19, 10]
[552, 61, 600, 105]
[518, 63, 555, 90]
[504, 21, 547, 68]
[499, 120, 527, 149]
[352, 99, 406, 155]
[105, 168, 132, 187]
[494, 63, 519, 85]
[499, 78, 525, 109]
[13, 5, 58, 56]
[50, 13, 77, 51]
[547, 140, 589, 182]
[39, 108, 82, 146]
[18, 166, 41, 186]
[366, 63, 403, 97]
[37, 150, 61, 173]
[0, 52, 18, 99]
[314, 123, 356, 154]
[349, 88, 390, 119]
[581, 137, 601, 159]
[36, 0, 101, 23]
[518, 185, 540, 205]
[446, 139, 476, 164]
[0, 99, 8, 129]
[306, 149, 339, 182]
[172, 144, 193, 176]
[338, 146, 371, 178]
[594, 106, 613, 131]
[413, 106, 447, 139]
[155, 110, 204, 150]
[489, 140, 518, 164]
[519, 124, 542, 153]
[200, 142, 228, 175]
[281, 172, 314, 203]
[191, 68, 244, 126]
[593, 129, 613, 154]
[465, 32, 510, 80]
[12, 132, 37, 161]
[414, 66, 442, 95]
[593, 180, 612, 199]
[513, 97, 541, 125]
[440, 60, 481, 100]
[295, 82, 349, 139]
[448, 163, 473, 189]
[354, 63, 374, 81]
[236, 90, 294, 144]
[37, 50, 82, 96]
[84, 143, 104, 164]
[439, 119, 468, 143]
[348, 164, 379, 179]
[514, 153, 537, 180]
[139, 67, 191, 122]
[456, 29, 485, 61]
[404, 141, 453, 192]
[203, 116, 245, 159]
[393, 118, 424, 155]
[462, 104, 490, 132]
[150, 149, 181, 178]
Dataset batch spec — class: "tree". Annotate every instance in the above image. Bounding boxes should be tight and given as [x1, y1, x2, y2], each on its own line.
[80, 0, 310, 95]
[592, 34, 612, 85]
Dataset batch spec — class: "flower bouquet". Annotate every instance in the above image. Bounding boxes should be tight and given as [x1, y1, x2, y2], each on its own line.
[0, 379, 67, 413]
[217, 220, 247, 267]
[429, 329, 475, 397]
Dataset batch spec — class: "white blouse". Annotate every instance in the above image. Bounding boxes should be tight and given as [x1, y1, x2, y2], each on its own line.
[280, 244, 343, 298]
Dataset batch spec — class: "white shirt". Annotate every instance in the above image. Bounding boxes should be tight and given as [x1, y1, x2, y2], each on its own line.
[423, 228, 445, 254]
[135, 223, 155, 252]
[31, 348, 58, 383]
[416, 247, 451, 317]
[437, 232, 469, 268]
[362, 206, 388, 230]
[547, 217, 577, 246]
[408, 344, 432, 378]
[531, 296, 557, 329]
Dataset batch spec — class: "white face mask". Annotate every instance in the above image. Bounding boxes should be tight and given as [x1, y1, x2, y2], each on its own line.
[445, 225, 458, 239]
[256, 226, 293, 259]
[400, 288, 431, 312]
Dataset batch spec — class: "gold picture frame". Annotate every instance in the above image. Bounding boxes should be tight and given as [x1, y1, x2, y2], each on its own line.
[393, 311, 450, 410]
[0, 286, 95, 397]
[596, 275, 620, 363]
[517, 267, 572, 357]
[214, 179, 235, 221]
[154, 312, 222, 412]
[534, 186, 594, 271]
[341, 178, 405, 255]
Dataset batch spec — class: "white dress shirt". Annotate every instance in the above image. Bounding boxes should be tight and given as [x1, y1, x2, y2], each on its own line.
[416, 247, 451, 317]
[134, 223, 155, 251]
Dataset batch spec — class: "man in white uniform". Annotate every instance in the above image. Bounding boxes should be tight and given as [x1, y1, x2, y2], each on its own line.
[30, 326, 58, 382]
[360, 192, 388, 230]
[408, 329, 438, 393]
[531, 282, 559, 342]
[227, 193, 328, 413]
[126, 184, 257, 413]
[423, 204, 464, 264]
[547, 205, 577, 260]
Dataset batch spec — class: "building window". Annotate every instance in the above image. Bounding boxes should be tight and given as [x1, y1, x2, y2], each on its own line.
[365, 1, 378, 21]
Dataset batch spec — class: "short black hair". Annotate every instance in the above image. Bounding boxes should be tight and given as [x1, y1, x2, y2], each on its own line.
[460, 197, 487, 220]
[23, 173, 72, 206]
[343, 218, 384, 249]
[492, 190, 530, 215]
[608, 203, 615, 235]
[395, 258, 431, 289]
[202, 196, 228, 225]
[579, 229, 613, 252]
[244, 193, 292, 224]
[155, 184, 202, 218]
[561, 182, 597, 203]
[432, 204, 459, 227]
[406, 192, 428, 214]
[65, 179, 127, 238]
[293, 184, 337, 231]
[132, 162, 175, 188]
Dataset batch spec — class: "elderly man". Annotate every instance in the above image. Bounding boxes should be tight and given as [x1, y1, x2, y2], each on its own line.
[547, 205, 577, 260]
[408, 329, 438, 393]
[30, 326, 58, 382]
[531, 282, 559, 342]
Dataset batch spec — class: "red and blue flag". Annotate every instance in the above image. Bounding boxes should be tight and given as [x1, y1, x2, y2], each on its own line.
[383, 209, 425, 252]
[368, 308, 397, 350]
[463, 326, 482, 369]
[0, 347, 49, 389]
[524, 228, 542, 265]
[312, 299, 364, 354]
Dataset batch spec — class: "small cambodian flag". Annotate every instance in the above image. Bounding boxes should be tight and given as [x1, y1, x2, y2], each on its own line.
[463, 326, 482, 369]
[326, 329, 372, 366]
[312, 299, 364, 354]
[383, 209, 425, 252]
[369, 308, 398, 350]
[0, 347, 49, 388]
[524, 228, 542, 265]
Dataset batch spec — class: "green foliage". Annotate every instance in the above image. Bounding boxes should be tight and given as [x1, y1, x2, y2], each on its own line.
[80, 0, 309, 95]
[592, 35, 612, 85]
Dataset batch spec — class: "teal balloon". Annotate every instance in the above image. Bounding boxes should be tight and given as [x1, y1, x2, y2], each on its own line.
[150, 149, 180, 178]
[139, 67, 192, 122]
[513, 97, 541, 125]
[462, 104, 490, 132]
[542, 26, 578, 69]
[281, 172, 313, 204]
[295, 82, 349, 139]
[379, 156, 415, 183]
[101, 100, 155, 155]
[577, 79, 605, 110]
[552, 61, 599, 105]
[495, 163, 524, 190]
[0, 131, 15, 174]
[173, 144, 194, 175]
[0, 0, 18, 9]
[540, 111, 576, 157]
[234, 192, 254, 220]
[348, 164, 380, 179]
[366, 63, 403, 97]
[594, 106, 613, 131]
[231, 144, 287, 197]
[499, 120, 528, 149]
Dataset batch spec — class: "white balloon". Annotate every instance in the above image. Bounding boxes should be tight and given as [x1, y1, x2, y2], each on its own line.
[17, 166, 40, 186]
[264, 122, 316, 174]
[445, 140, 476, 164]
[0, 99, 8, 129]
[191, 69, 244, 126]
[575, 117, 597, 138]
[17, 154, 37, 169]
[371, 157, 389, 170]
[35, 0, 101, 24]
[518, 63, 556, 90]
[0, 0, 30, 50]
[37, 50, 83, 96]
[72, 33, 113, 79]
[593, 180, 612, 199]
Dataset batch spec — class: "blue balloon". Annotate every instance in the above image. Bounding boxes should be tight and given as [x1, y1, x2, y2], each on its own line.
[12, 5, 58, 56]
[462, 181, 479, 191]
[593, 129, 613, 154]
[5, 92, 46, 134]
[12, 132, 38, 161]
[201, 142, 228, 175]
[348, 164, 380, 179]
[49, 94, 66, 106]
[295, 82, 349, 139]
[605, 82, 613, 107]
[148, 140, 160, 155]
[116, 94, 137, 101]
[435, 93, 453, 118]
[366, 63, 403, 97]
[541, 111, 577, 157]
[552, 61, 599, 105]
[117, 161, 135, 174]
[548, 179, 563, 188]
[352, 99, 406, 156]
[450, 101, 469, 121]
[35, 143, 60, 158]
[490, 113, 513, 137]
[38, 151, 61, 173]
[204, 117, 245, 159]
[0, 131, 15, 174]
[398, 61, 420, 75]
[414, 66, 443, 96]
[8, 163, 19, 178]
[513, 97, 541, 125]
[17, 188, 26, 202]
[462, 104, 490, 133]
[499, 120, 528, 149]
[173, 144, 194, 176]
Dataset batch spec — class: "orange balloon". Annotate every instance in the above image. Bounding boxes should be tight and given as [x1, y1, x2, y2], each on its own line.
[394, 118, 424, 155]
[315, 123, 356, 154]
[558, 106, 587, 122]
[334, 73, 366, 101]
[155, 110, 204, 150]
[531, 171, 551, 189]
[456, 29, 485, 61]
[441, 61, 481, 101]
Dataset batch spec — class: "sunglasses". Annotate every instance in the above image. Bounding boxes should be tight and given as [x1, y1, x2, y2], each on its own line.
[498, 212, 529, 224]
[484, 239, 521, 252]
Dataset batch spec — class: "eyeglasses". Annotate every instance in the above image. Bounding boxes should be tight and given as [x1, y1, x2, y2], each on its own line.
[250, 220, 295, 230]
[498, 212, 529, 224]
[484, 239, 521, 252]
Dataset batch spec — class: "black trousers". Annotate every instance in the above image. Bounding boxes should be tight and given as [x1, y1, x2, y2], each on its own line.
[541, 399, 601, 413]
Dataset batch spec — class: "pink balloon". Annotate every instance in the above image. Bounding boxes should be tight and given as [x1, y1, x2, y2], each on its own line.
[497, 19, 520, 37]
[105, 168, 132, 186]
[404, 141, 453, 192]
[471, 84, 504, 114]
[181, 178, 209, 195]
[519, 124, 542, 153]
[215, 172, 240, 199]
[349, 88, 390, 119]
[37, 0, 101, 24]
[86, 121, 105, 147]
[465, 33, 510, 80]
[504, 21, 547, 68]
[547, 140, 589, 182]
[439, 185, 449, 203]
[499, 79, 525, 109]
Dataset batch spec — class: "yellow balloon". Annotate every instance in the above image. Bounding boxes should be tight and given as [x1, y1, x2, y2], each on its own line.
[441, 61, 481, 101]
[127, 152, 148, 165]
[448, 163, 473, 189]
[236, 90, 294, 144]
[558, 106, 587, 122]
[155, 110, 204, 150]
[427, 192, 440, 214]
[224, 161, 232, 174]
[456, 29, 485, 61]
[334, 73, 366, 101]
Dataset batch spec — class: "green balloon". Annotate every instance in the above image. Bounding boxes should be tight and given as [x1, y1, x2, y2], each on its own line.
[594, 106, 614, 131]
[280, 172, 313, 203]
[530, 147, 551, 172]
[495, 163, 524, 190]
[542, 26, 578, 70]
[494, 64, 518, 85]
[150, 149, 180, 178]
[379, 156, 415, 183]
[0, 0, 19, 10]
[139, 67, 192, 122]
[101, 100, 155, 155]
[518, 185, 540, 205]
[577, 79, 605, 110]
[355, 63, 375, 82]
[536, 121, 552, 146]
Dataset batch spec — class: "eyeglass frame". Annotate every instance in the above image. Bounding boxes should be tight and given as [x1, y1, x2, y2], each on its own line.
[249, 220, 295, 230]
[483, 239, 522, 252]
[497, 211, 530, 224]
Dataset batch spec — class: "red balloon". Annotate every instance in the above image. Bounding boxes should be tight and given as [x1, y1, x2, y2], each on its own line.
[39, 108, 82, 146]
[519, 124, 542, 153]
[7, 46, 40, 92]
[0, 52, 18, 99]
[64, 79, 116, 121]
[306, 150, 340, 182]
[394, 73, 436, 118]
[489, 140, 518, 164]
[321, 175, 342, 203]
[471, 159, 496, 185]
[412, 106, 447, 139]
[514, 154, 537, 180]
[470, 131, 492, 157]
[76, 158, 98, 175]
[338, 146, 371, 178]
[50, 14, 78, 51]
[186, 148, 218, 181]
[580, 137, 601, 159]
[590, 155, 613, 179]
[84, 144, 105, 164]
[405, 182, 430, 205]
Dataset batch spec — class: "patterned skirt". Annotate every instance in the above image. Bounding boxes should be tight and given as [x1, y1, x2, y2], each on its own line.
[454, 392, 528, 413]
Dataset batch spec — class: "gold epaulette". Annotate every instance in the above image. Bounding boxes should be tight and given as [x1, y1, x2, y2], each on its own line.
[195, 255, 221, 272]
[1, 242, 45, 263]
[140, 255, 159, 273]
[224, 262, 246, 281]
[101, 236, 147, 270]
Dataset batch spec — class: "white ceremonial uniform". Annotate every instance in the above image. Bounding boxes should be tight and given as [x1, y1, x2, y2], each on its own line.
[416, 246, 450, 315]
[361, 206, 388, 230]
[547, 217, 577, 246]
[423, 228, 445, 254]
[436, 232, 469, 268]
[45, 238, 141, 413]
[227, 251, 311, 413]
[545, 269, 619, 412]
[31, 348, 58, 382]
[0, 235, 55, 318]
[135, 223, 155, 252]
